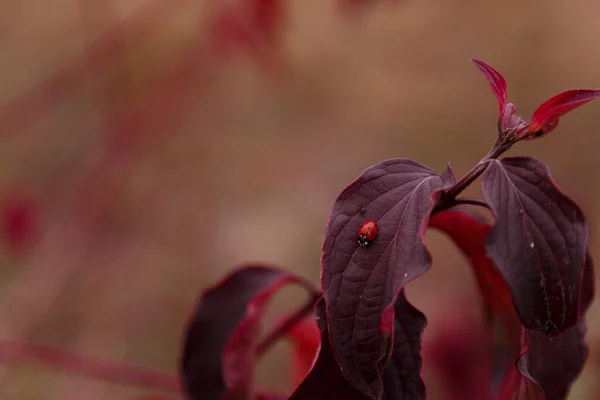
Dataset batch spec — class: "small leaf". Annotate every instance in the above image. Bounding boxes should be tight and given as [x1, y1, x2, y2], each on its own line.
[472, 59, 507, 113]
[291, 293, 426, 400]
[322, 158, 454, 398]
[529, 89, 600, 136]
[481, 157, 588, 337]
[180, 265, 319, 400]
[517, 254, 595, 400]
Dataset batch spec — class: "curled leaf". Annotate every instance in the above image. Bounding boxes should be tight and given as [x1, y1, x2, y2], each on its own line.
[481, 157, 587, 338]
[180, 265, 319, 400]
[321, 158, 454, 398]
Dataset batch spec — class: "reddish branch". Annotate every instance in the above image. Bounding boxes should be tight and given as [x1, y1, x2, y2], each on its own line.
[0, 340, 181, 392]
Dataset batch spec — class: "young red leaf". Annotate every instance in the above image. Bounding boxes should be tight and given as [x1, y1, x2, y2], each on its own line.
[481, 157, 588, 338]
[472, 59, 507, 113]
[291, 293, 426, 400]
[516, 254, 595, 400]
[529, 89, 600, 137]
[321, 158, 454, 398]
[473, 59, 600, 141]
[179, 265, 319, 400]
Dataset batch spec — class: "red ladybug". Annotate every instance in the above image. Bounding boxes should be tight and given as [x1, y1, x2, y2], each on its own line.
[357, 221, 378, 247]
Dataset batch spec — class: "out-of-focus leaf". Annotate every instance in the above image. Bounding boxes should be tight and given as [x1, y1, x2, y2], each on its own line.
[180, 265, 319, 400]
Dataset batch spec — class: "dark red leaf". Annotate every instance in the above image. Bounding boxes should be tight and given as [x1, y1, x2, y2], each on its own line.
[321, 158, 454, 398]
[481, 157, 587, 338]
[380, 290, 426, 399]
[289, 298, 370, 400]
[291, 293, 426, 400]
[516, 254, 595, 400]
[180, 265, 319, 400]
[285, 318, 321, 388]
[530, 89, 600, 137]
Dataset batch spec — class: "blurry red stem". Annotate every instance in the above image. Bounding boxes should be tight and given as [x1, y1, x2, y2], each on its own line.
[0, 340, 181, 392]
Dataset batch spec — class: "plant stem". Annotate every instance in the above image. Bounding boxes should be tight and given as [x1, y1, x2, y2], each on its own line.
[436, 197, 492, 212]
[257, 293, 321, 357]
[0, 340, 181, 392]
[435, 137, 516, 211]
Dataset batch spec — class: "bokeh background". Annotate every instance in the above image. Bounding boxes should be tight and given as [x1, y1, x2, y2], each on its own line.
[1, 0, 599, 398]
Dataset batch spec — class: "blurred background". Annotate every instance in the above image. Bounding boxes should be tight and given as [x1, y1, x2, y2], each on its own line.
[1, 0, 599, 398]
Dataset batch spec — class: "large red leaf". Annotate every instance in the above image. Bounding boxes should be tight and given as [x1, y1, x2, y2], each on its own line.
[321, 158, 454, 398]
[180, 265, 319, 400]
[481, 157, 588, 337]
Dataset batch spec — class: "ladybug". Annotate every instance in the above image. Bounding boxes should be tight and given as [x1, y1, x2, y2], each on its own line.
[357, 221, 378, 247]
